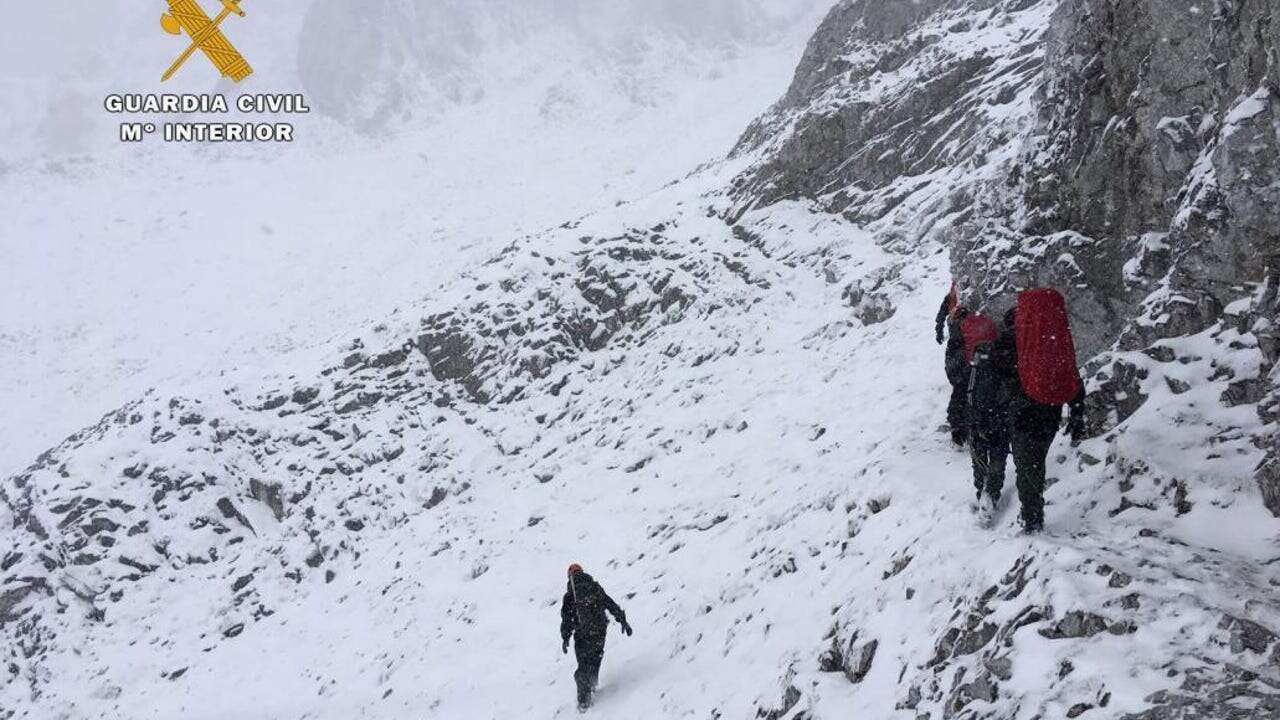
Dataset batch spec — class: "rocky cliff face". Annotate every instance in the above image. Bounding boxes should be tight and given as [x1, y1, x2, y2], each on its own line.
[727, 1, 1280, 717]
[1018, 0, 1280, 518]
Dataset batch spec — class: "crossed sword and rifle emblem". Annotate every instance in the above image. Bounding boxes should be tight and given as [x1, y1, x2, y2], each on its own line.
[160, 0, 253, 82]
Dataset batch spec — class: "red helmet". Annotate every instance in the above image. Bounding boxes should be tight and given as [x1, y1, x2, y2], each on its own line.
[567, 563, 583, 577]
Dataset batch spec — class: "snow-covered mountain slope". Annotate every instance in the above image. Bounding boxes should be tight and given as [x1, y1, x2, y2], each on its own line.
[5, 1, 1280, 719]
[7, 161, 1280, 719]
[0, 1, 832, 478]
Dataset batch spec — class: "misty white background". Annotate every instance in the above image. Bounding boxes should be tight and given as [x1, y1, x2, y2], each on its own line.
[0, 0, 830, 475]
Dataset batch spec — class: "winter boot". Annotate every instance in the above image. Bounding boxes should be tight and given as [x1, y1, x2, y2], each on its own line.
[975, 492, 998, 529]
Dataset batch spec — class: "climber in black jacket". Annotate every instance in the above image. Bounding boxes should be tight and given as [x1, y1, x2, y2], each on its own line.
[963, 313, 1007, 526]
[936, 288, 970, 446]
[561, 564, 632, 711]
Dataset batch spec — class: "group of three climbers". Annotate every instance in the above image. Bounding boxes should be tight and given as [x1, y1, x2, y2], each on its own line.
[936, 282, 1087, 531]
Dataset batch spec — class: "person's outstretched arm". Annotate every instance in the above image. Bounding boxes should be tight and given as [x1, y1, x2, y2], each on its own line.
[601, 588, 632, 636]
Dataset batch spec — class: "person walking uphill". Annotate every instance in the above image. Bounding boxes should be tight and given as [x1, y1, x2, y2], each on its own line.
[561, 564, 632, 712]
[961, 311, 1006, 526]
[936, 284, 971, 447]
[991, 289, 1086, 533]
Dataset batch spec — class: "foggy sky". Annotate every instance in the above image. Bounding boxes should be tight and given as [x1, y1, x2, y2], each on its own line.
[0, 0, 826, 157]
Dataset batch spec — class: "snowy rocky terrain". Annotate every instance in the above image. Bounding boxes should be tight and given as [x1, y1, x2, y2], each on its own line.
[4, 1, 1280, 719]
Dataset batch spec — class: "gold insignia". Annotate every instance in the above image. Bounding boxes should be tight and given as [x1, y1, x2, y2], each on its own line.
[161, 0, 253, 83]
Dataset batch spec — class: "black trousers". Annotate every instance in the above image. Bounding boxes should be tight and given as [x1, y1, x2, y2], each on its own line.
[946, 381, 968, 438]
[573, 634, 605, 705]
[1011, 427, 1056, 529]
[969, 428, 1009, 500]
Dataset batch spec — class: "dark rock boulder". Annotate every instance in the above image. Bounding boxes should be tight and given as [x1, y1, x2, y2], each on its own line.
[1039, 611, 1110, 640]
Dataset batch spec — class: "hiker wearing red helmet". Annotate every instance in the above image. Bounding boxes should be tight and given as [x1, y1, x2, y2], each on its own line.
[560, 564, 631, 711]
[991, 290, 1087, 533]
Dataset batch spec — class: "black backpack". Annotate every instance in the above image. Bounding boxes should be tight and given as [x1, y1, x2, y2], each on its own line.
[967, 343, 1007, 432]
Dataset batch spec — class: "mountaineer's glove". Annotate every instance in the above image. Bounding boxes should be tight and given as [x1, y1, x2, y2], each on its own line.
[935, 330, 945, 345]
[620, 620, 633, 637]
[562, 637, 570, 654]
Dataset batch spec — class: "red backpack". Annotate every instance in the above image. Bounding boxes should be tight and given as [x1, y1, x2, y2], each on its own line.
[960, 313, 998, 363]
[1016, 288, 1081, 405]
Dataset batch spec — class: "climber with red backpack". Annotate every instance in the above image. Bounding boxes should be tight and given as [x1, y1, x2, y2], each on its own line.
[960, 310, 1006, 526]
[991, 288, 1086, 533]
[936, 283, 971, 447]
